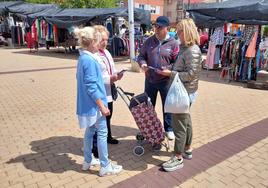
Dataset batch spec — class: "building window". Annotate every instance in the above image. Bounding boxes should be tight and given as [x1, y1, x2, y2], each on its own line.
[167, 11, 172, 19]
[150, 6, 156, 14]
[139, 4, 145, 9]
[176, 11, 184, 21]
[156, 6, 160, 14]
[177, 1, 183, 10]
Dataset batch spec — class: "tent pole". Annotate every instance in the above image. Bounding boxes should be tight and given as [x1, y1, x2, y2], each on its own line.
[128, 0, 140, 72]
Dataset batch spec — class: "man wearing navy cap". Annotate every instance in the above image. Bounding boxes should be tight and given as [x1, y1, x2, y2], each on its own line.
[137, 16, 179, 143]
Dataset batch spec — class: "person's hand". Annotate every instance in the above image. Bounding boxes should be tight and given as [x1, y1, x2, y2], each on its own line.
[100, 106, 110, 116]
[141, 64, 149, 72]
[110, 74, 118, 83]
[156, 68, 171, 77]
[117, 72, 124, 80]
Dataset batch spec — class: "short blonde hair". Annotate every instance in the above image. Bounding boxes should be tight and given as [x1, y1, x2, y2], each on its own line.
[93, 25, 110, 37]
[74, 26, 101, 49]
[177, 18, 200, 47]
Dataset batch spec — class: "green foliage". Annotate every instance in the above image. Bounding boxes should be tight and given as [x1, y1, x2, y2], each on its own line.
[263, 26, 268, 37]
[25, 0, 119, 8]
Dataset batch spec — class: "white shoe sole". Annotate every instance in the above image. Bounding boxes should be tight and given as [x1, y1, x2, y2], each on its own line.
[99, 169, 122, 177]
[163, 163, 184, 172]
[82, 166, 90, 171]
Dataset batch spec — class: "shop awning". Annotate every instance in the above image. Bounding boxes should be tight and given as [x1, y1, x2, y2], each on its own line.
[188, 0, 268, 27]
[0, 1, 23, 15]
[6, 2, 59, 18]
[43, 7, 151, 28]
[2, 2, 151, 28]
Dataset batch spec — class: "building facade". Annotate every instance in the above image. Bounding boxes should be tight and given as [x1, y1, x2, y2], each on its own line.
[163, 0, 225, 24]
[124, 0, 165, 21]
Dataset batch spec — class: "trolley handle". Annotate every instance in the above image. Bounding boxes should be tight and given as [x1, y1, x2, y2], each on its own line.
[116, 86, 135, 107]
[116, 87, 135, 97]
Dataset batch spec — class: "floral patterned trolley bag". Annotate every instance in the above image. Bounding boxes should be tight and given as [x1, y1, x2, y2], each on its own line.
[117, 87, 167, 156]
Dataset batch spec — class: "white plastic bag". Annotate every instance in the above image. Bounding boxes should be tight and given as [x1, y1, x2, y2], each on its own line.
[164, 73, 190, 113]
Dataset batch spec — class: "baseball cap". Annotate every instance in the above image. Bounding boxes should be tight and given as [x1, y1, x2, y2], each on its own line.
[155, 16, 170, 27]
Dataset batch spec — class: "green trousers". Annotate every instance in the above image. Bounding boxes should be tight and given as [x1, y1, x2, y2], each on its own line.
[171, 113, 192, 154]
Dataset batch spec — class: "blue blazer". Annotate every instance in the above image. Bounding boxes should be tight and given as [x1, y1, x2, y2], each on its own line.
[76, 50, 107, 116]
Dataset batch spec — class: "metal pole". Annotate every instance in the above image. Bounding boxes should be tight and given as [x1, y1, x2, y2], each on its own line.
[128, 0, 139, 72]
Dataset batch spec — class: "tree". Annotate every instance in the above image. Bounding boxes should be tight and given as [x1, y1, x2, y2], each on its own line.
[25, 0, 119, 8]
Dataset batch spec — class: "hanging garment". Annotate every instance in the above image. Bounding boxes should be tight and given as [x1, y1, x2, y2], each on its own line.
[231, 23, 239, 34]
[214, 47, 221, 65]
[17, 26, 21, 45]
[238, 45, 248, 79]
[210, 26, 224, 45]
[256, 49, 261, 73]
[243, 25, 255, 45]
[224, 23, 228, 33]
[205, 42, 216, 69]
[53, 25, 58, 45]
[11, 26, 17, 44]
[221, 39, 228, 67]
[31, 21, 38, 45]
[6, 17, 15, 29]
[246, 30, 258, 58]
[247, 58, 253, 80]
[26, 32, 32, 48]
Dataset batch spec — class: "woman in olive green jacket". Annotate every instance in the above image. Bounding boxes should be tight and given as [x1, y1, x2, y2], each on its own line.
[157, 18, 202, 172]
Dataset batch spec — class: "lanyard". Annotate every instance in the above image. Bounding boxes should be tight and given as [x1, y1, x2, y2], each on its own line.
[99, 50, 112, 75]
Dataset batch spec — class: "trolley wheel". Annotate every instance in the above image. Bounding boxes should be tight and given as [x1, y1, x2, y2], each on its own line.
[133, 145, 145, 156]
[136, 132, 145, 141]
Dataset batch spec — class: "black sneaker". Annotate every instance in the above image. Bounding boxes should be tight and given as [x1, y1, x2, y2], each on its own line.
[107, 137, 119, 144]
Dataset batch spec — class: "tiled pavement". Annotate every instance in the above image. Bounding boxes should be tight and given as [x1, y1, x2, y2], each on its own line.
[0, 48, 267, 188]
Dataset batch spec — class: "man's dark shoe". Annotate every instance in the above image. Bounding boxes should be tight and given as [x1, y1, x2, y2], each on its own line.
[107, 137, 119, 144]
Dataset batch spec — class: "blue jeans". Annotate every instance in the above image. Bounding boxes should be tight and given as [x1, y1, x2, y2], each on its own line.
[84, 116, 109, 167]
[145, 79, 172, 132]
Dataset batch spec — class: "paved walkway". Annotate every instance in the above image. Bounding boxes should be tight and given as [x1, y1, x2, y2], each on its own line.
[0, 48, 267, 188]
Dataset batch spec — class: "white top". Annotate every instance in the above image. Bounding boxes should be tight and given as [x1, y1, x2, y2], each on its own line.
[95, 49, 117, 102]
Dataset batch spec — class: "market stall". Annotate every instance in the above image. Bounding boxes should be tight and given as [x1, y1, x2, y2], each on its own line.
[0, 1, 150, 54]
[188, 0, 268, 86]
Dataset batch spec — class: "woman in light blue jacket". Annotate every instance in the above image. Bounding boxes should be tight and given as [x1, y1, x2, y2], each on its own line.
[75, 27, 122, 177]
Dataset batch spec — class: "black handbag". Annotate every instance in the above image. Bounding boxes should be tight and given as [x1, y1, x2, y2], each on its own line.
[111, 83, 118, 101]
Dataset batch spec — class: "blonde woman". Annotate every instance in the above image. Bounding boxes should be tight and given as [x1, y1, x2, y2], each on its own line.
[75, 26, 122, 176]
[94, 25, 123, 145]
[157, 18, 202, 172]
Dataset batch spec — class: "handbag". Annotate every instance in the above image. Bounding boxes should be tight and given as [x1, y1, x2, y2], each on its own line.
[111, 83, 118, 101]
[164, 73, 190, 113]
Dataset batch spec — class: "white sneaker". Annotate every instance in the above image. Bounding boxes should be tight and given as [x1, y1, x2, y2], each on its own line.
[82, 156, 100, 171]
[90, 156, 100, 166]
[99, 162, 123, 177]
[166, 131, 175, 140]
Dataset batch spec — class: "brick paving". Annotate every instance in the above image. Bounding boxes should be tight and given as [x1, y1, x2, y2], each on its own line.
[0, 48, 268, 188]
[112, 118, 268, 188]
